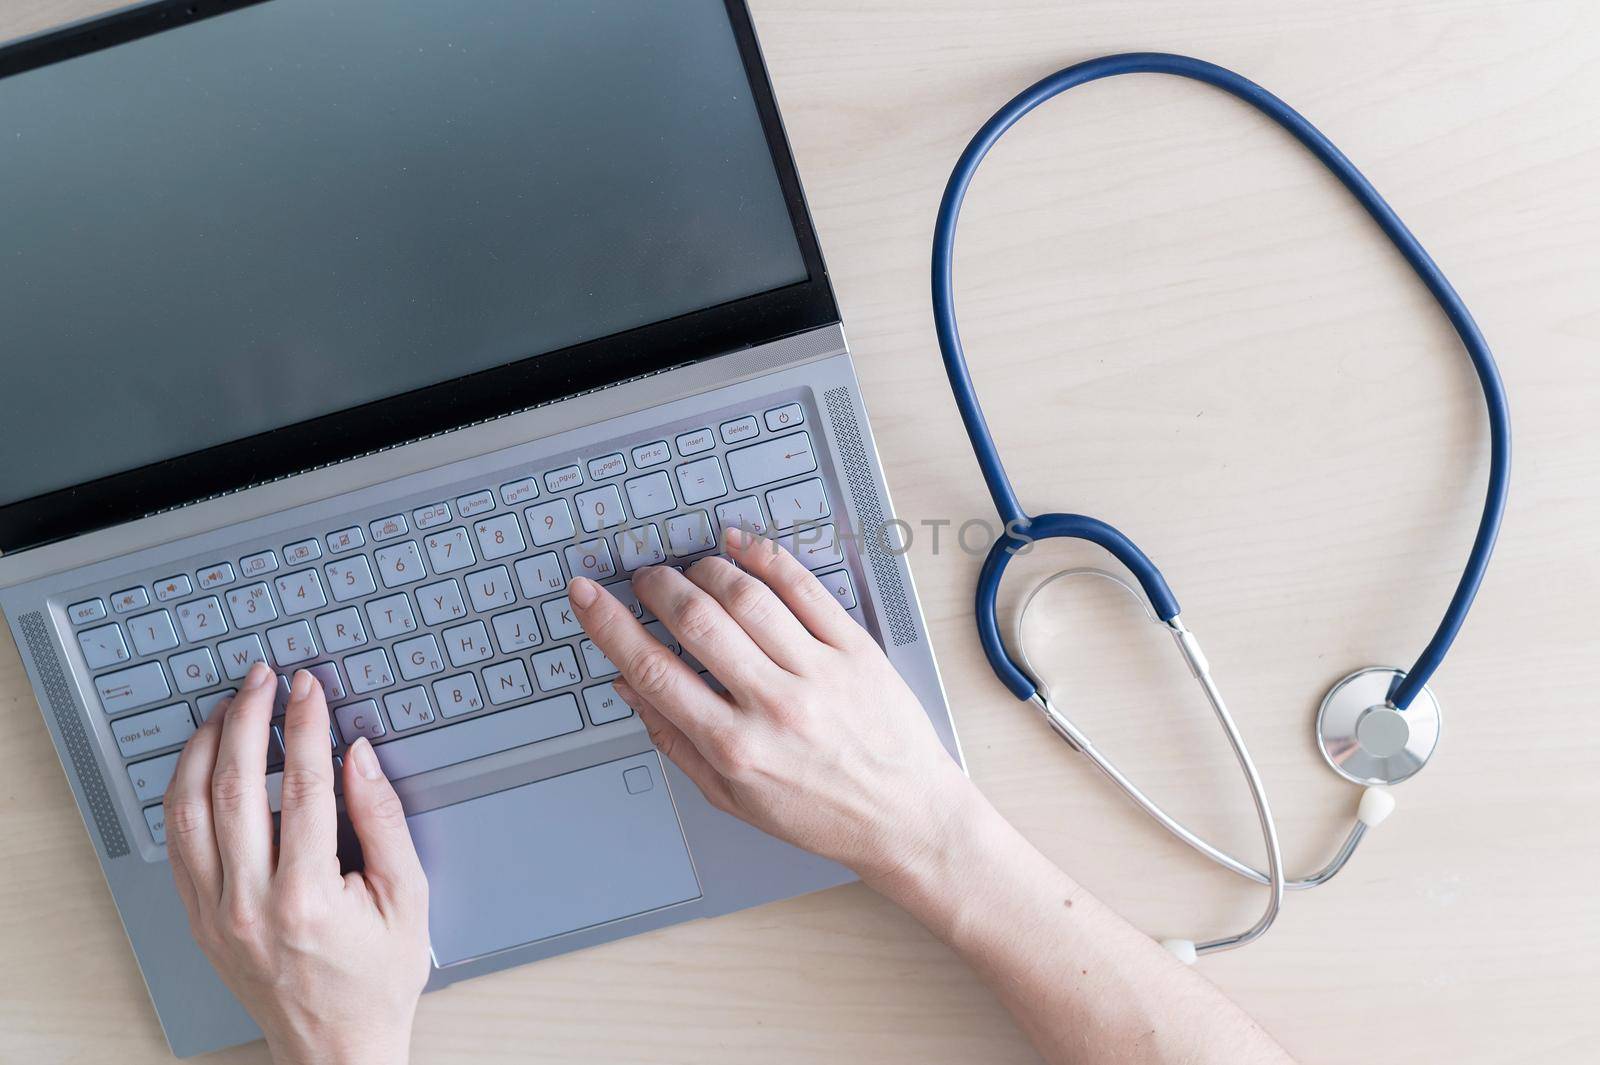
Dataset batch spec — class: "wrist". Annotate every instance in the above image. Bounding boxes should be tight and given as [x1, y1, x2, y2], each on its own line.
[265, 1013, 413, 1065]
[857, 768, 990, 900]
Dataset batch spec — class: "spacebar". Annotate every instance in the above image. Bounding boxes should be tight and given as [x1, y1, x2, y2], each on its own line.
[374, 694, 584, 781]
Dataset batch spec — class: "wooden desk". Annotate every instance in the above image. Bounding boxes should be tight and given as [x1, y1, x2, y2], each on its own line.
[3, 2, 1596, 1061]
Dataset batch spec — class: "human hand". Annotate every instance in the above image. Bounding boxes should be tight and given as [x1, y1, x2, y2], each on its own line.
[163, 662, 430, 1065]
[568, 527, 976, 886]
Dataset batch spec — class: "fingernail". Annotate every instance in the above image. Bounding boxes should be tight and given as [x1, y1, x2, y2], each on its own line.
[290, 669, 313, 698]
[352, 736, 383, 780]
[569, 577, 598, 608]
[245, 661, 274, 689]
[724, 526, 752, 549]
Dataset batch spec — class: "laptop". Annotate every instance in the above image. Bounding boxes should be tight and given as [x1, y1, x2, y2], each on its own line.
[0, 0, 960, 1056]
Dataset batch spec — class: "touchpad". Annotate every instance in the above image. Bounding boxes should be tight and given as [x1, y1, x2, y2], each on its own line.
[408, 752, 701, 967]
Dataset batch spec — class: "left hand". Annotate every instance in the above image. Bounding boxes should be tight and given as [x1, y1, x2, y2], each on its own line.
[163, 662, 431, 1065]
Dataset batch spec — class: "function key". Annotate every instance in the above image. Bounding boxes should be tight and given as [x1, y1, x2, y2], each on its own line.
[327, 526, 367, 552]
[456, 490, 496, 518]
[111, 587, 150, 613]
[764, 403, 805, 432]
[154, 576, 191, 603]
[370, 514, 409, 542]
[500, 477, 538, 507]
[68, 598, 107, 625]
[587, 453, 627, 481]
[239, 550, 279, 578]
[196, 564, 235, 591]
[632, 440, 671, 468]
[544, 465, 583, 493]
[413, 503, 452, 531]
[284, 538, 322, 566]
[720, 416, 760, 444]
[675, 427, 716, 456]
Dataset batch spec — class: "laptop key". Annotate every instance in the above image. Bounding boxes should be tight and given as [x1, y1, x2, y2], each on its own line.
[513, 551, 565, 598]
[275, 570, 328, 615]
[541, 596, 582, 639]
[384, 686, 436, 731]
[374, 693, 583, 781]
[575, 485, 626, 533]
[665, 511, 716, 556]
[582, 682, 633, 725]
[423, 527, 475, 573]
[465, 566, 516, 612]
[615, 525, 666, 571]
[490, 608, 543, 653]
[433, 673, 486, 719]
[395, 634, 445, 680]
[417, 579, 468, 626]
[128, 750, 182, 803]
[128, 610, 180, 656]
[564, 539, 617, 581]
[365, 593, 417, 638]
[176, 596, 227, 642]
[69, 598, 108, 625]
[113, 702, 195, 758]
[473, 513, 526, 560]
[316, 607, 369, 653]
[324, 556, 377, 602]
[96, 661, 170, 715]
[579, 639, 619, 680]
[346, 648, 396, 694]
[442, 620, 493, 668]
[267, 620, 318, 667]
[530, 646, 581, 692]
[78, 624, 130, 669]
[375, 541, 426, 588]
[170, 647, 220, 693]
[217, 634, 268, 680]
[675, 457, 727, 505]
[482, 659, 534, 705]
[624, 470, 677, 519]
[225, 583, 278, 627]
[335, 700, 386, 744]
[726, 431, 818, 491]
[112, 587, 150, 613]
[526, 498, 576, 546]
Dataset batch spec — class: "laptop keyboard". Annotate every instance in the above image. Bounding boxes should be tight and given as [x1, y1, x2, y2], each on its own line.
[65, 400, 860, 847]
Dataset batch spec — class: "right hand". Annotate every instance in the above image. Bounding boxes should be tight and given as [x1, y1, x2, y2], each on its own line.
[568, 527, 977, 885]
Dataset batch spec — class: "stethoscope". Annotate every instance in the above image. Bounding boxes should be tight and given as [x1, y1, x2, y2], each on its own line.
[932, 54, 1510, 960]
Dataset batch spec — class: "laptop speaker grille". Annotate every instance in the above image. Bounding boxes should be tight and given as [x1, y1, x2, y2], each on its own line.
[18, 611, 129, 858]
[822, 387, 918, 647]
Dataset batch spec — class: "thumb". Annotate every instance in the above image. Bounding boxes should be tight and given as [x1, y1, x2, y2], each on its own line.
[343, 737, 428, 918]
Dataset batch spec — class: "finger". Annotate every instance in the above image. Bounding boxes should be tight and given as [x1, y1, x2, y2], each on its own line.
[685, 555, 817, 672]
[164, 698, 227, 902]
[210, 661, 277, 895]
[724, 527, 863, 649]
[166, 797, 204, 925]
[613, 680, 735, 813]
[341, 738, 426, 921]
[629, 565, 788, 700]
[275, 669, 339, 880]
[568, 576, 737, 741]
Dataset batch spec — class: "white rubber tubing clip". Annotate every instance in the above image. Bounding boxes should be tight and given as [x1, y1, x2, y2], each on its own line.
[1160, 938, 1198, 965]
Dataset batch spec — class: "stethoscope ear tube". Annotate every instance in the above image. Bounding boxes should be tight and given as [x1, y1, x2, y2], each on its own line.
[975, 515, 1179, 700]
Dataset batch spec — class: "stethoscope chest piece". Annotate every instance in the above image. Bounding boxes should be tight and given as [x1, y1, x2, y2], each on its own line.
[1316, 667, 1441, 786]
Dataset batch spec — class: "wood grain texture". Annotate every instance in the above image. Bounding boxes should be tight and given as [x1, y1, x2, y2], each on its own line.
[2, 1, 1596, 1062]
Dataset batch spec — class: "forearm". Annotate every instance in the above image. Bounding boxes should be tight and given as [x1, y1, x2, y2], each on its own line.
[866, 783, 1294, 1065]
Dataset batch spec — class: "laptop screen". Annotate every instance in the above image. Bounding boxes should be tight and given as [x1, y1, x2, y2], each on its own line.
[0, 0, 830, 551]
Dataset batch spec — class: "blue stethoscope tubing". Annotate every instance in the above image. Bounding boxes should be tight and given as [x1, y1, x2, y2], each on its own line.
[934, 53, 1510, 713]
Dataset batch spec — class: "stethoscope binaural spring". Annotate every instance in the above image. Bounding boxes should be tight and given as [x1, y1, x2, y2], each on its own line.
[932, 53, 1510, 960]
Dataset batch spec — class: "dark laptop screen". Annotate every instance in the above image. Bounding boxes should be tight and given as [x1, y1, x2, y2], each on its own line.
[0, 0, 824, 547]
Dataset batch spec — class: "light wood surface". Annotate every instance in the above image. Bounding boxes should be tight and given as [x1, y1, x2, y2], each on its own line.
[3, 1, 1597, 1062]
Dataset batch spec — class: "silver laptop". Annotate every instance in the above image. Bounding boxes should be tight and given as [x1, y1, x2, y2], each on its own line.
[0, 0, 959, 1056]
